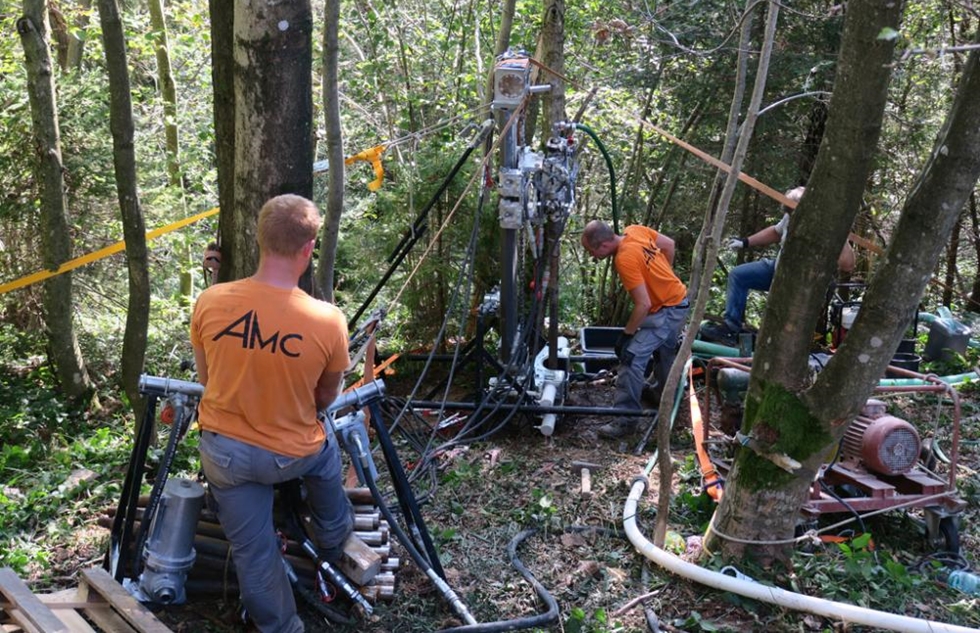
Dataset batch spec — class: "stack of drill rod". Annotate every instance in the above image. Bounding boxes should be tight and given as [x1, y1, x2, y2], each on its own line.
[99, 487, 398, 603]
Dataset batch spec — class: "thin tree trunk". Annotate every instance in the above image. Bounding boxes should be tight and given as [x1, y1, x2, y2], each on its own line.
[97, 0, 150, 417]
[65, 0, 91, 70]
[17, 0, 94, 406]
[687, 0, 756, 300]
[210, 0, 234, 282]
[655, 0, 778, 548]
[538, 0, 565, 142]
[316, 0, 343, 301]
[942, 213, 961, 306]
[147, 0, 181, 188]
[231, 0, 315, 283]
[968, 193, 980, 312]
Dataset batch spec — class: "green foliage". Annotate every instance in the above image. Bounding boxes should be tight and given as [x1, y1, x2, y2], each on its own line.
[511, 487, 559, 526]
[565, 606, 623, 633]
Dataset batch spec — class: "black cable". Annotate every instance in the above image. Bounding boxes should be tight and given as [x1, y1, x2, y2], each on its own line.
[436, 528, 559, 633]
[436, 525, 626, 633]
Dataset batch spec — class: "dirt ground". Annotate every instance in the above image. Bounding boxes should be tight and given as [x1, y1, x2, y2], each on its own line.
[137, 368, 980, 633]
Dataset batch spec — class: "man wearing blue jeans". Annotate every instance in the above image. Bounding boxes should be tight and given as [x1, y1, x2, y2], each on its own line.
[192, 195, 353, 632]
[702, 186, 855, 346]
[582, 220, 689, 439]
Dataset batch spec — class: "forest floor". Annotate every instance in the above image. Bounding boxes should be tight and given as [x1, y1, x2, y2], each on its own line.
[15, 363, 980, 633]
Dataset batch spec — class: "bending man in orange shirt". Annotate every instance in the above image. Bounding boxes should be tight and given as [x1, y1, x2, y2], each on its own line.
[191, 195, 352, 633]
[581, 220, 689, 439]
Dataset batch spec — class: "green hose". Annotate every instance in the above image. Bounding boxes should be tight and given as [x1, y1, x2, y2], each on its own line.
[574, 123, 619, 233]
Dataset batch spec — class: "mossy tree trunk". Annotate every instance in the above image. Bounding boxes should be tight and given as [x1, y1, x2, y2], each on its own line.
[97, 0, 150, 417]
[707, 4, 980, 562]
[18, 0, 94, 406]
[227, 0, 314, 284]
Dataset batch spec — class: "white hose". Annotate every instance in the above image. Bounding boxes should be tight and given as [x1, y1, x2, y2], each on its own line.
[623, 480, 977, 633]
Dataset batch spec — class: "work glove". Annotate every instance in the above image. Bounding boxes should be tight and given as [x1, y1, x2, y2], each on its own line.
[727, 237, 747, 250]
[614, 332, 634, 363]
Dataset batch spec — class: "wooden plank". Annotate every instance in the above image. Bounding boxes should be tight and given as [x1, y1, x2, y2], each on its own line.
[0, 568, 70, 633]
[79, 605, 138, 633]
[42, 591, 98, 633]
[78, 569, 172, 633]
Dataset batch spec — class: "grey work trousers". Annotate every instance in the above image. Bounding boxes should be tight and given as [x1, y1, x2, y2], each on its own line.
[614, 302, 689, 414]
[199, 430, 353, 633]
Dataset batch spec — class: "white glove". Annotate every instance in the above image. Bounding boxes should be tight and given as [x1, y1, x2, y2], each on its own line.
[727, 237, 746, 250]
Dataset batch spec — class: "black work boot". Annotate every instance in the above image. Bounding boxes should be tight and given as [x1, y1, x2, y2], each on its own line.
[597, 418, 638, 439]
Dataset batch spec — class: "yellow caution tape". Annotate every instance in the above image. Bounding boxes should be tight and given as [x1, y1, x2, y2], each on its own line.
[0, 206, 220, 296]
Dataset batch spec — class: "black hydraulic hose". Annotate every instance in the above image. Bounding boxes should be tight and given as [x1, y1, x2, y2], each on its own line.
[105, 395, 159, 580]
[436, 528, 559, 633]
[404, 399, 659, 417]
[279, 485, 373, 619]
[351, 120, 494, 328]
[130, 399, 193, 579]
[368, 399, 446, 579]
[358, 437, 477, 626]
[574, 123, 618, 233]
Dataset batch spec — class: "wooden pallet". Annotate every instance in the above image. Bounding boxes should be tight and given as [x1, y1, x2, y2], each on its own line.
[0, 567, 172, 633]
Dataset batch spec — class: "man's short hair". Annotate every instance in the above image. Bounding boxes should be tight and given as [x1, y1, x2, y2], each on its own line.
[257, 194, 322, 256]
[582, 220, 615, 249]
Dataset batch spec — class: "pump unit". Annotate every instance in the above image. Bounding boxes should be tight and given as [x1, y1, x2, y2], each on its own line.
[138, 477, 205, 604]
[840, 401, 921, 476]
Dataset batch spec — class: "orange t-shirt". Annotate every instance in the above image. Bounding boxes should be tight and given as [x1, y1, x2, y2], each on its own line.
[190, 278, 350, 457]
[614, 225, 687, 313]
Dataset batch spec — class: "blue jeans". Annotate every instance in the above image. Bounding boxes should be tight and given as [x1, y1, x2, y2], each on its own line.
[615, 302, 689, 414]
[723, 259, 776, 331]
[199, 431, 353, 633]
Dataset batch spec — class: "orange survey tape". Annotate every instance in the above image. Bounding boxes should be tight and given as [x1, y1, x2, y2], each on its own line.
[689, 364, 723, 501]
[0, 206, 220, 296]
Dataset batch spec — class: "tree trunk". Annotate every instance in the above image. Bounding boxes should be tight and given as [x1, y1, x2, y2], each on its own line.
[656, 0, 778, 548]
[97, 0, 150, 417]
[210, 0, 235, 282]
[315, 0, 343, 302]
[483, 0, 516, 107]
[706, 2, 980, 562]
[230, 0, 315, 283]
[967, 193, 980, 312]
[538, 0, 565, 142]
[942, 213, 961, 307]
[147, 0, 181, 188]
[65, 0, 91, 71]
[17, 0, 94, 406]
[687, 0, 755, 300]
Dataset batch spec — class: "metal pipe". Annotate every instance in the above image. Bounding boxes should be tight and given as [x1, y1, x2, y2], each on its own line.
[408, 399, 658, 417]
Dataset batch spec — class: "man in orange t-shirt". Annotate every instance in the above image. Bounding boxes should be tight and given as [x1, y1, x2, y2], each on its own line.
[581, 220, 689, 438]
[191, 195, 352, 633]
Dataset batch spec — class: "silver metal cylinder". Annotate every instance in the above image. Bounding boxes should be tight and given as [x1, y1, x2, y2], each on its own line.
[139, 478, 205, 604]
